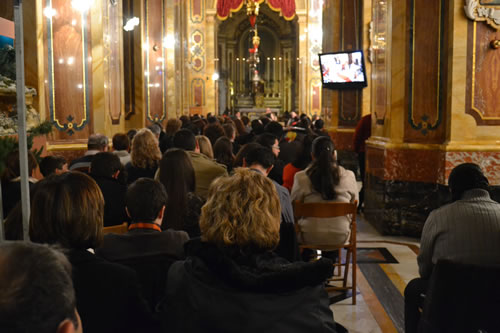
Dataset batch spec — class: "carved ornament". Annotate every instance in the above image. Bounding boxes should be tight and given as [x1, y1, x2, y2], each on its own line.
[464, 0, 500, 30]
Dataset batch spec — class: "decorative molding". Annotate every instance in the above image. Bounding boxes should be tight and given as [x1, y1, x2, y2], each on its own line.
[190, 30, 205, 72]
[46, 0, 90, 136]
[464, 0, 500, 30]
[408, 0, 444, 136]
[368, 21, 374, 63]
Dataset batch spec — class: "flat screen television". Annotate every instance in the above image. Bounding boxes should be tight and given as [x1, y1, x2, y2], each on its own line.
[319, 50, 368, 90]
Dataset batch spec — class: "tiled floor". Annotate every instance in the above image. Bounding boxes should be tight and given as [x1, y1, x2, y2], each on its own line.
[329, 214, 420, 333]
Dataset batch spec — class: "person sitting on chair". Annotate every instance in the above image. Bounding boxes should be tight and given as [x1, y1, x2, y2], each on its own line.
[160, 168, 340, 333]
[97, 178, 189, 310]
[90, 152, 129, 227]
[404, 163, 500, 333]
[29, 172, 156, 333]
[0, 241, 82, 333]
[97, 178, 189, 261]
[291, 136, 358, 246]
[69, 134, 108, 171]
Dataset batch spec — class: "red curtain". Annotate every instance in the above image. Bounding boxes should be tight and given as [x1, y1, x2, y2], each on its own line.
[217, 0, 245, 20]
[267, 0, 296, 20]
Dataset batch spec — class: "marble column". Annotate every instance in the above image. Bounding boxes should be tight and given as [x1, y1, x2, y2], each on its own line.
[365, 0, 500, 237]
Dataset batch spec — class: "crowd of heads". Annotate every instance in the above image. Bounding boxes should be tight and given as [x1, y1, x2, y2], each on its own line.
[0, 109, 494, 333]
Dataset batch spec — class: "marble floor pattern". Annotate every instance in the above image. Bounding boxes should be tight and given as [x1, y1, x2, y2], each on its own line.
[328, 214, 420, 333]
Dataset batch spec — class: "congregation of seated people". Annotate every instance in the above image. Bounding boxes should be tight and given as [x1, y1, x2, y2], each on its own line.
[1, 112, 357, 333]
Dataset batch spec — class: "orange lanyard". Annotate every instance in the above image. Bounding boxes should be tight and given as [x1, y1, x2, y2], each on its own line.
[128, 223, 162, 232]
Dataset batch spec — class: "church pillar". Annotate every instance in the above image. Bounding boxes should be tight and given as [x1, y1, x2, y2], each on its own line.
[296, 12, 308, 115]
[365, 0, 500, 236]
[321, 0, 365, 173]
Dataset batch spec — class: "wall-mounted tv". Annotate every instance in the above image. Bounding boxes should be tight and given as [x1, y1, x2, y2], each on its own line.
[319, 50, 368, 90]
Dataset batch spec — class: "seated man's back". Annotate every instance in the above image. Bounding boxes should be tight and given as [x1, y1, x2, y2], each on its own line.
[173, 129, 228, 198]
[96, 178, 189, 309]
[418, 188, 500, 278]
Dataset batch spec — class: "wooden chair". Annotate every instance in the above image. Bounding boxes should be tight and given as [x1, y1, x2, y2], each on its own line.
[294, 200, 357, 304]
[102, 222, 128, 235]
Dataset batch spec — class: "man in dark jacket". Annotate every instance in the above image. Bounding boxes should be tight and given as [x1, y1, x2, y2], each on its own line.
[96, 178, 189, 310]
[97, 178, 189, 261]
[90, 152, 129, 227]
[69, 134, 109, 172]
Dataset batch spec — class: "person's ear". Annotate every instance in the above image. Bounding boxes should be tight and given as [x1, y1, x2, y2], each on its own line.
[157, 205, 166, 221]
[265, 165, 274, 175]
[56, 319, 77, 333]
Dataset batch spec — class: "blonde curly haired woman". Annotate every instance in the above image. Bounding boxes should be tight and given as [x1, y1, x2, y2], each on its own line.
[125, 128, 162, 184]
[160, 168, 340, 333]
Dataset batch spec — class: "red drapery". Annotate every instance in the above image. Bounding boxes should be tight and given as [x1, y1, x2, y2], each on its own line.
[216, 0, 296, 21]
[216, 0, 245, 20]
[267, 0, 296, 20]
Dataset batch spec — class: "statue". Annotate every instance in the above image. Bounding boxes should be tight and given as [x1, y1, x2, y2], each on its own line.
[0, 45, 40, 135]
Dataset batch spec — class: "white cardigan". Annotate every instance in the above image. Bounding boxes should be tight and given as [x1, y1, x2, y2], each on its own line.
[291, 165, 358, 245]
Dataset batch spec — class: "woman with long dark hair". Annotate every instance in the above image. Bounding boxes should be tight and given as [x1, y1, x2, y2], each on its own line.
[158, 148, 204, 237]
[213, 137, 234, 174]
[291, 136, 358, 245]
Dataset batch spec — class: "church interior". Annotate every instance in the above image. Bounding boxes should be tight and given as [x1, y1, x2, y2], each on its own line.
[1, 0, 500, 332]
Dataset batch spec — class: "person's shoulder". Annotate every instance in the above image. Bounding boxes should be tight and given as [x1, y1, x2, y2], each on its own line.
[426, 201, 459, 221]
[71, 250, 137, 277]
[338, 165, 356, 178]
[295, 169, 307, 178]
[161, 229, 190, 242]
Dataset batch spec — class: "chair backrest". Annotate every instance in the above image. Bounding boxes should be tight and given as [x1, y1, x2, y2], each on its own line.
[293, 201, 357, 247]
[102, 222, 128, 235]
[293, 201, 357, 219]
[419, 260, 500, 333]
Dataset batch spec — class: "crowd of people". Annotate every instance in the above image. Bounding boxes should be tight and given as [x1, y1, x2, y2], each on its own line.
[1, 112, 352, 333]
[2, 110, 499, 332]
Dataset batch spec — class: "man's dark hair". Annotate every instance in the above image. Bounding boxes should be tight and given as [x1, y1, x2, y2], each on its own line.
[314, 119, 324, 130]
[241, 115, 250, 126]
[203, 123, 225, 146]
[256, 133, 278, 149]
[127, 129, 137, 143]
[39, 155, 66, 177]
[126, 178, 168, 222]
[87, 134, 109, 151]
[448, 163, 489, 202]
[260, 116, 271, 127]
[251, 119, 265, 135]
[90, 152, 122, 178]
[112, 133, 130, 151]
[245, 146, 276, 169]
[173, 129, 197, 151]
[207, 116, 218, 124]
[264, 121, 284, 139]
[222, 123, 235, 139]
[0, 241, 79, 333]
